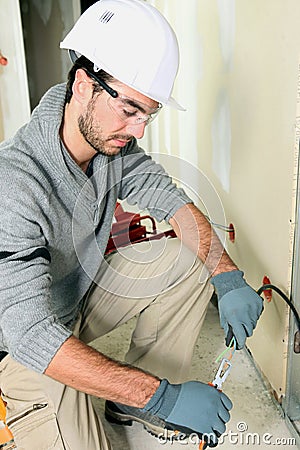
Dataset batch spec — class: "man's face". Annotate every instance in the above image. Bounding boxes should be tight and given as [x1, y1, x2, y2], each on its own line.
[78, 80, 160, 157]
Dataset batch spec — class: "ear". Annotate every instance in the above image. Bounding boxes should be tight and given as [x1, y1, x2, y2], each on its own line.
[72, 68, 94, 104]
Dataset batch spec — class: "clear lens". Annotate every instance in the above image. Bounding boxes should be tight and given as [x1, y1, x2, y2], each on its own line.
[107, 94, 162, 125]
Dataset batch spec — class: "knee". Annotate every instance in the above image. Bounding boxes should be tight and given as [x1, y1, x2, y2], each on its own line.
[162, 238, 209, 287]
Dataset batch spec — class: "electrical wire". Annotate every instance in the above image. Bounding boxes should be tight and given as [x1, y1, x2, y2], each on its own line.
[204, 215, 233, 232]
[215, 336, 236, 363]
[257, 284, 300, 331]
[202, 216, 300, 330]
[209, 221, 232, 232]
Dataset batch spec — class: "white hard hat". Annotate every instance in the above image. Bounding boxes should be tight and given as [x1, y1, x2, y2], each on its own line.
[60, 0, 185, 110]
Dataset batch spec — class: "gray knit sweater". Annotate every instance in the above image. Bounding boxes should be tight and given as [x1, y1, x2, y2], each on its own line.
[0, 84, 191, 373]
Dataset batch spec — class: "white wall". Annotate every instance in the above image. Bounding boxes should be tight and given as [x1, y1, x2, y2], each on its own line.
[146, 0, 300, 398]
[0, 0, 81, 141]
[0, 0, 30, 140]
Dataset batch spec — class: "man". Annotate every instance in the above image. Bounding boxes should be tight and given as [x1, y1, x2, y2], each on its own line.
[0, 1, 263, 448]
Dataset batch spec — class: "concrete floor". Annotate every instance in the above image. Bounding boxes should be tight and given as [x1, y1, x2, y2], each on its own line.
[91, 302, 299, 450]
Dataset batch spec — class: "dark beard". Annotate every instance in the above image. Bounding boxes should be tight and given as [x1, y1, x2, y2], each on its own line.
[78, 97, 132, 156]
[78, 97, 109, 155]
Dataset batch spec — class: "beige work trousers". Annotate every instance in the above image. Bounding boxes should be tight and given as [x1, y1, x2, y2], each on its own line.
[0, 238, 213, 450]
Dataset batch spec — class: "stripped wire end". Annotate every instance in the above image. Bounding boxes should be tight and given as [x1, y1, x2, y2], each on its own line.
[215, 336, 236, 364]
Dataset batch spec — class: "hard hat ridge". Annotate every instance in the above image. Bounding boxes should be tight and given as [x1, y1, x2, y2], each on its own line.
[60, 0, 185, 110]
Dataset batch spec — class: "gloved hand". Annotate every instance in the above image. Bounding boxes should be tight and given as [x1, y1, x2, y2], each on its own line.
[211, 270, 264, 349]
[143, 379, 232, 446]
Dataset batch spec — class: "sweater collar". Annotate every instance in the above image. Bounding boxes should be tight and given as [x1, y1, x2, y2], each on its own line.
[33, 83, 115, 199]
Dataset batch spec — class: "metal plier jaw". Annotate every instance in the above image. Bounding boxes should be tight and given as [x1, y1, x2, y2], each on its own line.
[210, 358, 232, 390]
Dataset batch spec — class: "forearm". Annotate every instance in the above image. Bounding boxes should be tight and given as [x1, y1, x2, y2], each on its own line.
[45, 335, 160, 407]
[169, 203, 238, 276]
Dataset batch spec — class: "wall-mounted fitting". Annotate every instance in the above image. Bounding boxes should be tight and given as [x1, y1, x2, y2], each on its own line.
[294, 330, 300, 354]
[228, 223, 235, 243]
[0, 51, 8, 66]
[262, 276, 272, 302]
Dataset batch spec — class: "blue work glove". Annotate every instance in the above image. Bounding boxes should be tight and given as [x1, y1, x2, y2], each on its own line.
[211, 270, 264, 349]
[143, 379, 232, 446]
[114, 379, 232, 446]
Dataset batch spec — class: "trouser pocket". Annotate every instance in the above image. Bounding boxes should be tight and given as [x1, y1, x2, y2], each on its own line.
[6, 403, 65, 450]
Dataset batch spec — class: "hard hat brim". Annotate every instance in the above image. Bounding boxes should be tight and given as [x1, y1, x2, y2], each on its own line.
[167, 96, 186, 112]
[68, 49, 185, 111]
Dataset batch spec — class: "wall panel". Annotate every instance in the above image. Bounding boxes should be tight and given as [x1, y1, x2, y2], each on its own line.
[147, 0, 300, 397]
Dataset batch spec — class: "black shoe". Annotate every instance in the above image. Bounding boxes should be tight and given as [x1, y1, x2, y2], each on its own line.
[104, 400, 175, 439]
[105, 401, 210, 447]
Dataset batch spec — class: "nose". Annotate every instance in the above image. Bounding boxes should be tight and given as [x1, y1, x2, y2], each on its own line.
[125, 122, 147, 140]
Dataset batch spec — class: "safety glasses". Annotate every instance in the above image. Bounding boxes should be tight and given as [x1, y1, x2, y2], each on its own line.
[85, 69, 162, 125]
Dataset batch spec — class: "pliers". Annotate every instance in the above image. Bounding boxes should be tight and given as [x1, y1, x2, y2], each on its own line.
[199, 358, 232, 450]
[209, 357, 232, 390]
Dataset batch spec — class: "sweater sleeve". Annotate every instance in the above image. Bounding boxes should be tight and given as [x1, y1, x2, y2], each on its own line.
[119, 140, 192, 222]
[0, 162, 72, 373]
